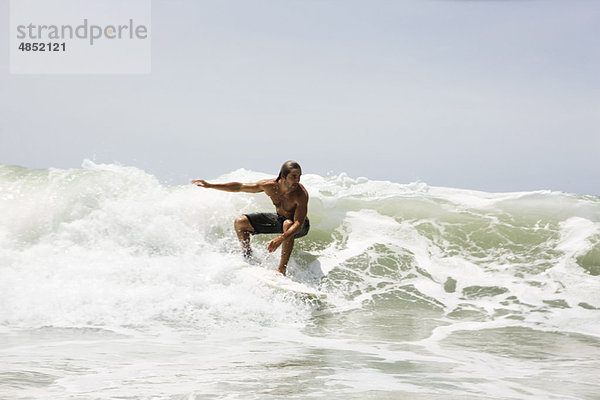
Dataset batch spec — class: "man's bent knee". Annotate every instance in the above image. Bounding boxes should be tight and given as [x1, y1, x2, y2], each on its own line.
[235, 215, 254, 232]
[282, 219, 293, 232]
[282, 220, 296, 241]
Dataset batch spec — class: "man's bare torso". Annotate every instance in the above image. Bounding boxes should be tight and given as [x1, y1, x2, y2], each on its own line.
[260, 179, 307, 220]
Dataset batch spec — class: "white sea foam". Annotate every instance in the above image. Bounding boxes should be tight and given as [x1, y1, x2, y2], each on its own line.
[1, 160, 599, 399]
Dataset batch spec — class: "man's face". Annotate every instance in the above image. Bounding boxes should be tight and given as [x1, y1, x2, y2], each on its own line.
[285, 169, 301, 189]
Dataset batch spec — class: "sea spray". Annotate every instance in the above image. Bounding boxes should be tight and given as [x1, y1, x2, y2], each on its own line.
[1, 160, 599, 399]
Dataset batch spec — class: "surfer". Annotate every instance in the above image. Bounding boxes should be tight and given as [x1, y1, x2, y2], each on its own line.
[192, 160, 309, 276]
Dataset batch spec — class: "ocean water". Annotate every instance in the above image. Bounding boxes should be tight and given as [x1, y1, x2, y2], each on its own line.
[1, 160, 599, 400]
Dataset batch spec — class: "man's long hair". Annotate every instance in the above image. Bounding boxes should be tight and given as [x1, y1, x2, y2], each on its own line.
[276, 160, 302, 182]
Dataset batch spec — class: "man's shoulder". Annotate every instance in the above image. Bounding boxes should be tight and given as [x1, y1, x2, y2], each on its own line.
[257, 179, 279, 194]
[257, 178, 277, 187]
[296, 184, 309, 201]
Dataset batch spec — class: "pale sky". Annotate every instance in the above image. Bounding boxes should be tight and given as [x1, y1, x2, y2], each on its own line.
[1, 0, 599, 194]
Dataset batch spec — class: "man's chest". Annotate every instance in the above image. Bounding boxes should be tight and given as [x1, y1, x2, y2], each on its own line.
[266, 190, 295, 209]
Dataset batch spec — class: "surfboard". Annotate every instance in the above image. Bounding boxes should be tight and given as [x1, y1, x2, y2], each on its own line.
[241, 266, 327, 300]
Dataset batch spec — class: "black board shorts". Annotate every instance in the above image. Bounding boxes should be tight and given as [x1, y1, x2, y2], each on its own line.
[244, 213, 310, 238]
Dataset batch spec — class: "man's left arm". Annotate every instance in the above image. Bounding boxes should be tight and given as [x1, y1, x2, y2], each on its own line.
[266, 194, 308, 252]
[282, 200, 307, 239]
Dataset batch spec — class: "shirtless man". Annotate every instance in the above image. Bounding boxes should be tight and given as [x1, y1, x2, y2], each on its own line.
[191, 161, 309, 276]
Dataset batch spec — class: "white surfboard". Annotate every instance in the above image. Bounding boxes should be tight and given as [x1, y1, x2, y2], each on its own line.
[241, 266, 327, 300]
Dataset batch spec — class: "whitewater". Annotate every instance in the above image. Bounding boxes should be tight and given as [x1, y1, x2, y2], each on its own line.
[1, 160, 599, 400]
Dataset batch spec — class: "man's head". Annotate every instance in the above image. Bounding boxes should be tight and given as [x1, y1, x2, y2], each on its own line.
[276, 161, 302, 186]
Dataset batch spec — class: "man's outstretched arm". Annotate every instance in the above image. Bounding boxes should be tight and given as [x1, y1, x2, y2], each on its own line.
[191, 179, 264, 193]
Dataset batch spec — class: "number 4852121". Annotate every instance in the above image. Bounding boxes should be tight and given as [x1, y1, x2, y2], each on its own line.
[18, 42, 66, 51]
